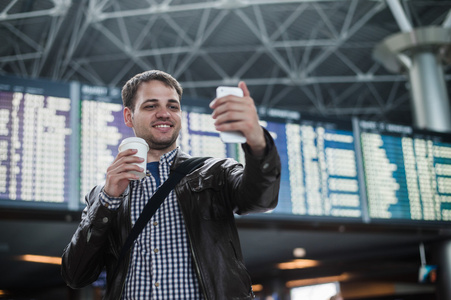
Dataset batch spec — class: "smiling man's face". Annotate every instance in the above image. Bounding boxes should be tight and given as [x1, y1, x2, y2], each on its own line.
[124, 80, 182, 152]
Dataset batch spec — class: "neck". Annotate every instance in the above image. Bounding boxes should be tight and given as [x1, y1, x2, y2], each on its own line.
[147, 146, 177, 162]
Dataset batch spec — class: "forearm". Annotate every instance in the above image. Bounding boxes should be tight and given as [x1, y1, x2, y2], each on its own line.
[61, 187, 115, 288]
[235, 128, 281, 214]
[244, 125, 266, 158]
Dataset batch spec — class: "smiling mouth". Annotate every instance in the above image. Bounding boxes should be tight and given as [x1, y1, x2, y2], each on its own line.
[154, 124, 172, 128]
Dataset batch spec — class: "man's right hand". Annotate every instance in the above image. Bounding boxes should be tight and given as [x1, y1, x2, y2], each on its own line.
[103, 149, 144, 198]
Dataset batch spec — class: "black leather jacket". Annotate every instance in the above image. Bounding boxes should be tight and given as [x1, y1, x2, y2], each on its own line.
[62, 134, 281, 300]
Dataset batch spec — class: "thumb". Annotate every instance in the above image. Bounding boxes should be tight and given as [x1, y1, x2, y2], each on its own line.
[239, 81, 250, 97]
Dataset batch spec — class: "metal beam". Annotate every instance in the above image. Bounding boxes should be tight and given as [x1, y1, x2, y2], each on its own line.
[0, 0, 70, 21]
[178, 74, 406, 89]
[91, 0, 348, 21]
[303, 1, 385, 76]
[386, 0, 413, 32]
[91, 22, 154, 71]
[173, 9, 229, 78]
[59, 0, 92, 78]
[443, 9, 451, 28]
[235, 9, 294, 78]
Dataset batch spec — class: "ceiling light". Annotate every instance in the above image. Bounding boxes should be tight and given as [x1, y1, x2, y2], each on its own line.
[286, 273, 351, 288]
[16, 254, 62, 265]
[252, 284, 263, 292]
[277, 259, 320, 270]
[293, 247, 306, 258]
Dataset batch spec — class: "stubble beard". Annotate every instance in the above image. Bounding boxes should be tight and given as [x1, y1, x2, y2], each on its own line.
[145, 134, 179, 150]
[142, 124, 181, 151]
[131, 113, 181, 151]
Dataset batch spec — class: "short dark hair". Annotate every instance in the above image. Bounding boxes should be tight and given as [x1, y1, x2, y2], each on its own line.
[121, 70, 183, 111]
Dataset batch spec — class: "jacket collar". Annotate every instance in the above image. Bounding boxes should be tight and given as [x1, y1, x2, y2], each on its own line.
[170, 149, 191, 171]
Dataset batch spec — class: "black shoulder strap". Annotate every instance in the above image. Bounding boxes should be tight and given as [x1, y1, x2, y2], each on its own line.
[113, 156, 209, 275]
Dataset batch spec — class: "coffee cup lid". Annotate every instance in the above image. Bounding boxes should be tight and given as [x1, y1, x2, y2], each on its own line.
[119, 137, 149, 150]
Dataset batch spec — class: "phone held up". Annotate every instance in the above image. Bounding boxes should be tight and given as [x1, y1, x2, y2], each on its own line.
[216, 86, 247, 144]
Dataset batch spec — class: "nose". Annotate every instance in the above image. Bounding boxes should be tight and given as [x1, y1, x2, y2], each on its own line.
[155, 107, 170, 119]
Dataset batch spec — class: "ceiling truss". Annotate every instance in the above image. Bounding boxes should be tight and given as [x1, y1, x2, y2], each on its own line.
[1, 0, 451, 124]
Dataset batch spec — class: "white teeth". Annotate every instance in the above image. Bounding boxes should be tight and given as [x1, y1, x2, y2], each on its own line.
[155, 124, 170, 128]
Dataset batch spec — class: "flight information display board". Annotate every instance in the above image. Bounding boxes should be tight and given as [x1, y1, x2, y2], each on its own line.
[268, 117, 362, 219]
[2, 74, 451, 227]
[0, 75, 72, 205]
[80, 84, 134, 199]
[358, 120, 451, 222]
[180, 109, 363, 220]
[180, 105, 238, 159]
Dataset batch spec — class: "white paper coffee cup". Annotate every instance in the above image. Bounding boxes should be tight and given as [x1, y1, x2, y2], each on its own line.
[118, 137, 149, 179]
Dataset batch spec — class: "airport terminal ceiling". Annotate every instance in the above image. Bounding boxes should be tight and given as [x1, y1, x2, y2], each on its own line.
[1, 0, 451, 126]
[2, 0, 451, 296]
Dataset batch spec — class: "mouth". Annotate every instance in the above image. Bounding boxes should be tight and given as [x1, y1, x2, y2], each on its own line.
[153, 124, 172, 128]
[152, 123, 174, 132]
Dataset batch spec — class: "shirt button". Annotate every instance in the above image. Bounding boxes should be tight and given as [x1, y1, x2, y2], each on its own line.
[154, 248, 159, 253]
[102, 217, 109, 223]
[153, 221, 158, 226]
[155, 282, 160, 287]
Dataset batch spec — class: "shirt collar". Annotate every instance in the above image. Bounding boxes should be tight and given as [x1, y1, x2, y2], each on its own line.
[159, 147, 178, 167]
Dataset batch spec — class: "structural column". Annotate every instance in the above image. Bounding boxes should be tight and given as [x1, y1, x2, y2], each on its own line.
[373, 3, 451, 297]
[373, 26, 451, 132]
[431, 240, 451, 300]
[409, 50, 451, 132]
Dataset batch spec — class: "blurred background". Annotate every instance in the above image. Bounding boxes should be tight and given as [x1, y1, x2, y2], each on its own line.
[1, 0, 451, 299]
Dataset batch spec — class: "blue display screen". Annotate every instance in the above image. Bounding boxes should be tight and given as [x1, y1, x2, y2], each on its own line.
[359, 120, 451, 222]
[2, 74, 451, 225]
[0, 75, 72, 206]
[263, 118, 362, 219]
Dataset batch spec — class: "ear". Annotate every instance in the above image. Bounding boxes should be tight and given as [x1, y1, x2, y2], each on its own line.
[124, 107, 134, 128]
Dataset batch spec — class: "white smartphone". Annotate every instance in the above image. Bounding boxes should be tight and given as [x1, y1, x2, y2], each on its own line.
[216, 86, 247, 144]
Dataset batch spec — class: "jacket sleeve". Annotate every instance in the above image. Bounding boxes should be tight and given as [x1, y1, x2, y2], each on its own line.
[231, 127, 282, 215]
[61, 184, 118, 288]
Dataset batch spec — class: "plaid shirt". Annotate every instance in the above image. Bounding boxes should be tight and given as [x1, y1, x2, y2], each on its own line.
[101, 148, 203, 299]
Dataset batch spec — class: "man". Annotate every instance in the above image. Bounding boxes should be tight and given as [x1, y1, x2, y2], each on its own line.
[62, 70, 281, 299]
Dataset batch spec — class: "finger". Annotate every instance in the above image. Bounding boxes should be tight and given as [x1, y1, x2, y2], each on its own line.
[110, 156, 143, 174]
[106, 161, 144, 189]
[119, 161, 144, 173]
[214, 110, 247, 126]
[104, 171, 138, 197]
[106, 169, 140, 184]
[108, 152, 144, 175]
[112, 154, 144, 170]
[210, 85, 246, 109]
[239, 81, 250, 98]
[215, 119, 246, 132]
[211, 100, 246, 120]
[214, 108, 256, 130]
[118, 148, 138, 156]
[114, 148, 138, 162]
[210, 94, 239, 110]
